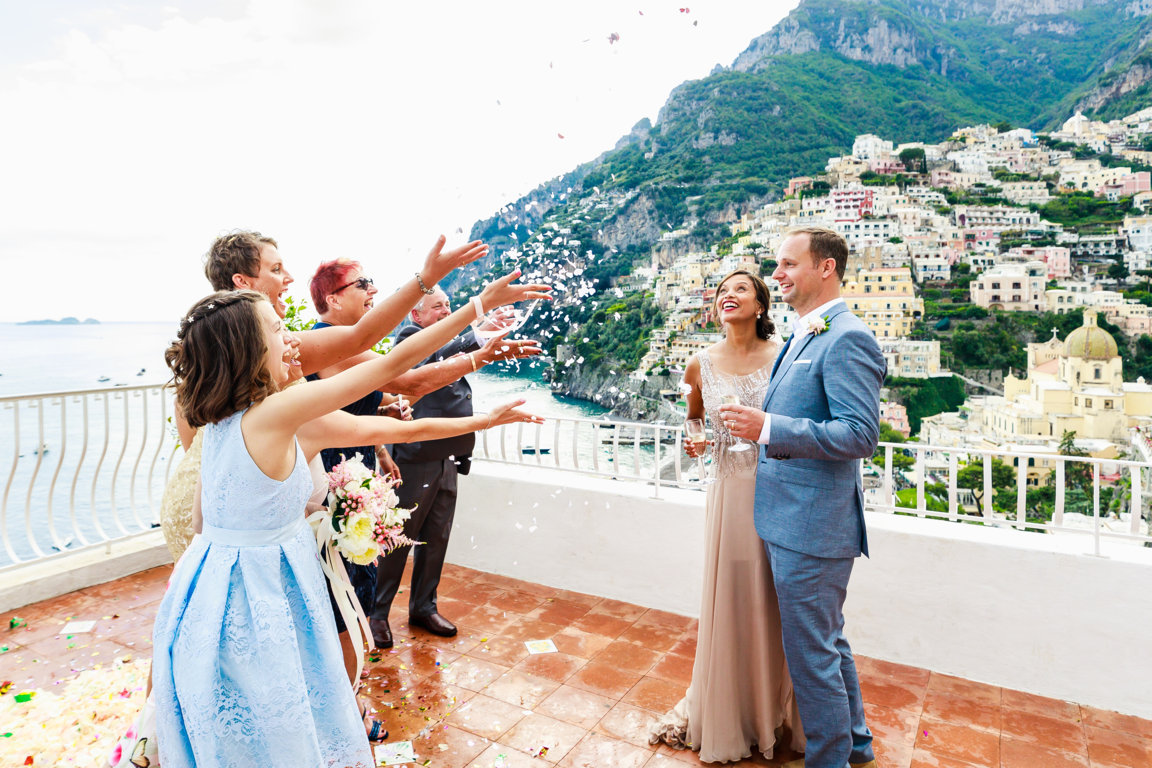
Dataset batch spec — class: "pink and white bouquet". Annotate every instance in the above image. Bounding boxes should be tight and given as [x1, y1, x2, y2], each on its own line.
[325, 453, 417, 565]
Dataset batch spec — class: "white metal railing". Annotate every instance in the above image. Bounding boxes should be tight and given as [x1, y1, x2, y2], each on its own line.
[4, 390, 1151, 570]
[476, 422, 1152, 552]
[870, 440, 1152, 553]
[0, 384, 178, 569]
[475, 415, 700, 497]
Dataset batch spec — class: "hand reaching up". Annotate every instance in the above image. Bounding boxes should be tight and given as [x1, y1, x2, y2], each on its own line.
[483, 398, 545, 429]
[421, 235, 489, 286]
[478, 269, 551, 313]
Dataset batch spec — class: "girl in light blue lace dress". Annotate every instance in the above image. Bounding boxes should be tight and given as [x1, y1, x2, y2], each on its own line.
[154, 272, 547, 767]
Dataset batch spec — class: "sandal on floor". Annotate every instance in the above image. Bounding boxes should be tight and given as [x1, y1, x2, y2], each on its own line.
[365, 717, 388, 743]
[358, 696, 389, 743]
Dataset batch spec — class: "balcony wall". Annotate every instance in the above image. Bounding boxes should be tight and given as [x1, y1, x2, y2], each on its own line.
[451, 463, 1152, 719]
[4, 441, 1150, 721]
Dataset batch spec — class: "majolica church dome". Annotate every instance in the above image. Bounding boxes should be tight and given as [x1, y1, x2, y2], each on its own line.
[1064, 310, 1119, 360]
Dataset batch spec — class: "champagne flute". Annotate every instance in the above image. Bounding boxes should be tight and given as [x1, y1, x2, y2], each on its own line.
[684, 418, 711, 485]
[473, 300, 540, 342]
[721, 392, 752, 452]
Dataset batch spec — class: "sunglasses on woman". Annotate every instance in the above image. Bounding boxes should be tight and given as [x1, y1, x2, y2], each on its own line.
[333, 277, 374, 293]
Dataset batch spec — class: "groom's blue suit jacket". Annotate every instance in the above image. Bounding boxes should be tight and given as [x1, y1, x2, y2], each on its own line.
[753, 302, 886, 559]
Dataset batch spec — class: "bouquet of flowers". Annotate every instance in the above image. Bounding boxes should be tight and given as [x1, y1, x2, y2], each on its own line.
[324, 452, 417, 565]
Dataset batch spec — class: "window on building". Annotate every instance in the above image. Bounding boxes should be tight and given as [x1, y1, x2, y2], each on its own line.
[1105, 400, 1113, 409]
[1094, 368, 1102, 380]
[1086, 398, 1093, 408]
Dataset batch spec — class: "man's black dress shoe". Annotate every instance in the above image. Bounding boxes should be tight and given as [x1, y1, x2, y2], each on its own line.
[409, 612, 457, 637]
[369, 618, 393, 649]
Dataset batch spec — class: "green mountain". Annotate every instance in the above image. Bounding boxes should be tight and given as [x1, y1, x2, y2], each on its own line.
[447, 0, 1152, 411]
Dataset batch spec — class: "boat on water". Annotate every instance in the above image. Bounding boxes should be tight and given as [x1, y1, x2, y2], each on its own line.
[521, 445, 551, 455]
[97, 375, 110, 382]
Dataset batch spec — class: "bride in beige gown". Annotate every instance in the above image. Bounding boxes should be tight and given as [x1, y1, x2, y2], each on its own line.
[651, 269, 804, 763]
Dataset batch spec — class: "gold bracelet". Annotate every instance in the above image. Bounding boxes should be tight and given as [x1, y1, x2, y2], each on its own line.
[468, 352, 478, 372]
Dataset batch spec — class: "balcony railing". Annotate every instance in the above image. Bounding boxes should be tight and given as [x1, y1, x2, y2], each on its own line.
[868, 440, 1151, 553]
[475, 416, 698, 494]
[3, 384, 1150, 571]
[0, 384, 178, 568]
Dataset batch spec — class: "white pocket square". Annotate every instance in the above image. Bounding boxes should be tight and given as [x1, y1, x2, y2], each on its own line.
[792, 359, 812, 366]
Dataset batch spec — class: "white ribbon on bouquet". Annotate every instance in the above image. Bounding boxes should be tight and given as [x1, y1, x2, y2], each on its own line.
[307, 508, 375, 682]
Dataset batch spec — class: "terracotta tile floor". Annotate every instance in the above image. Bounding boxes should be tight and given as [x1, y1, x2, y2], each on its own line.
[4, 562, 1152, 767]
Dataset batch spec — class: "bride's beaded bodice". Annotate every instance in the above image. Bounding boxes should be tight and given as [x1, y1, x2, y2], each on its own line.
[698, 348, 774, 480]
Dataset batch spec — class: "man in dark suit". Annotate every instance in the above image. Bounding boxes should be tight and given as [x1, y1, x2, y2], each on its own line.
[369, 286, 540, 647]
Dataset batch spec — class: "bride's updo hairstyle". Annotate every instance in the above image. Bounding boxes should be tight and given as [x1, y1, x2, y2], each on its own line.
[714, 269, 775, 341]
[165, 290, 277, 428]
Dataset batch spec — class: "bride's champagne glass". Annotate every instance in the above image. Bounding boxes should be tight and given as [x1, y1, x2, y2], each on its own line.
[721, 392, 752, 452]
[473, 300, 540, 342]
[684, 418, 710, 485]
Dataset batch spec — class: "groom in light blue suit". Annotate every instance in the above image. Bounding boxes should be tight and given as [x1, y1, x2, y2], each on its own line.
[721, 228, 885, 768]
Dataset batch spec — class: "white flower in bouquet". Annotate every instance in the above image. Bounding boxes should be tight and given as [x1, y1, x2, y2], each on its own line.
[335, 511, 378, 565]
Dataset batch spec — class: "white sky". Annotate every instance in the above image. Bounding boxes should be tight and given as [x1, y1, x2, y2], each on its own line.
[0, 0, 798, 322]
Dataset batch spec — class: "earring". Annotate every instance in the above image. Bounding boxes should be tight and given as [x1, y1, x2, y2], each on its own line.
[756, 312, 762, 318]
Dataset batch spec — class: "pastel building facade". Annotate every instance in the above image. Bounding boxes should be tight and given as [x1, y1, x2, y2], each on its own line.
[971, 261, 1047, 312]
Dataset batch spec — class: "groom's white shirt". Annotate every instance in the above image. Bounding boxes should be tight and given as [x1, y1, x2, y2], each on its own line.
[757, 297, 844, 445]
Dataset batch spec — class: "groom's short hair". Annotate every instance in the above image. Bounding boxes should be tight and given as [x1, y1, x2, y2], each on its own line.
[789, 227, 848, 283]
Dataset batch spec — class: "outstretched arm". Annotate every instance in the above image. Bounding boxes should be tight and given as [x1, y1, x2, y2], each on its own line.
[297, 398, 544, 460]
[247, 270, 551, 464]
[318, 332, 543, 398]
[296, 237, 488, 375]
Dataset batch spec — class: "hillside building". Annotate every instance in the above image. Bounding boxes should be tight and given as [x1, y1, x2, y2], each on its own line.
[879, 401, 911, 437]
[998, 181, 1051, 206]
[990, 311, 1152, 443]
[1003, 245, 1071, 279]
[971, 261, 1047, 312]
[879, 339, 941, 378]
[841, 266, 923, 339]
[853, 134, 894, 161]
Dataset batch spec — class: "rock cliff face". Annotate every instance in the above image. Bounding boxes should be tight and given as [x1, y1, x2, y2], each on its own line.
[734, 16, 925, 71]
[1077, 61, 1152, 111]
[599, 193, 664, 253]
[548, 362, 680, 422]
[732, 0, 1116, 74]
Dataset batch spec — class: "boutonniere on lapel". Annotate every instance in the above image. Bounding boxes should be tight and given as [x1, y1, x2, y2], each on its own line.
[805, 315, 830, 337]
